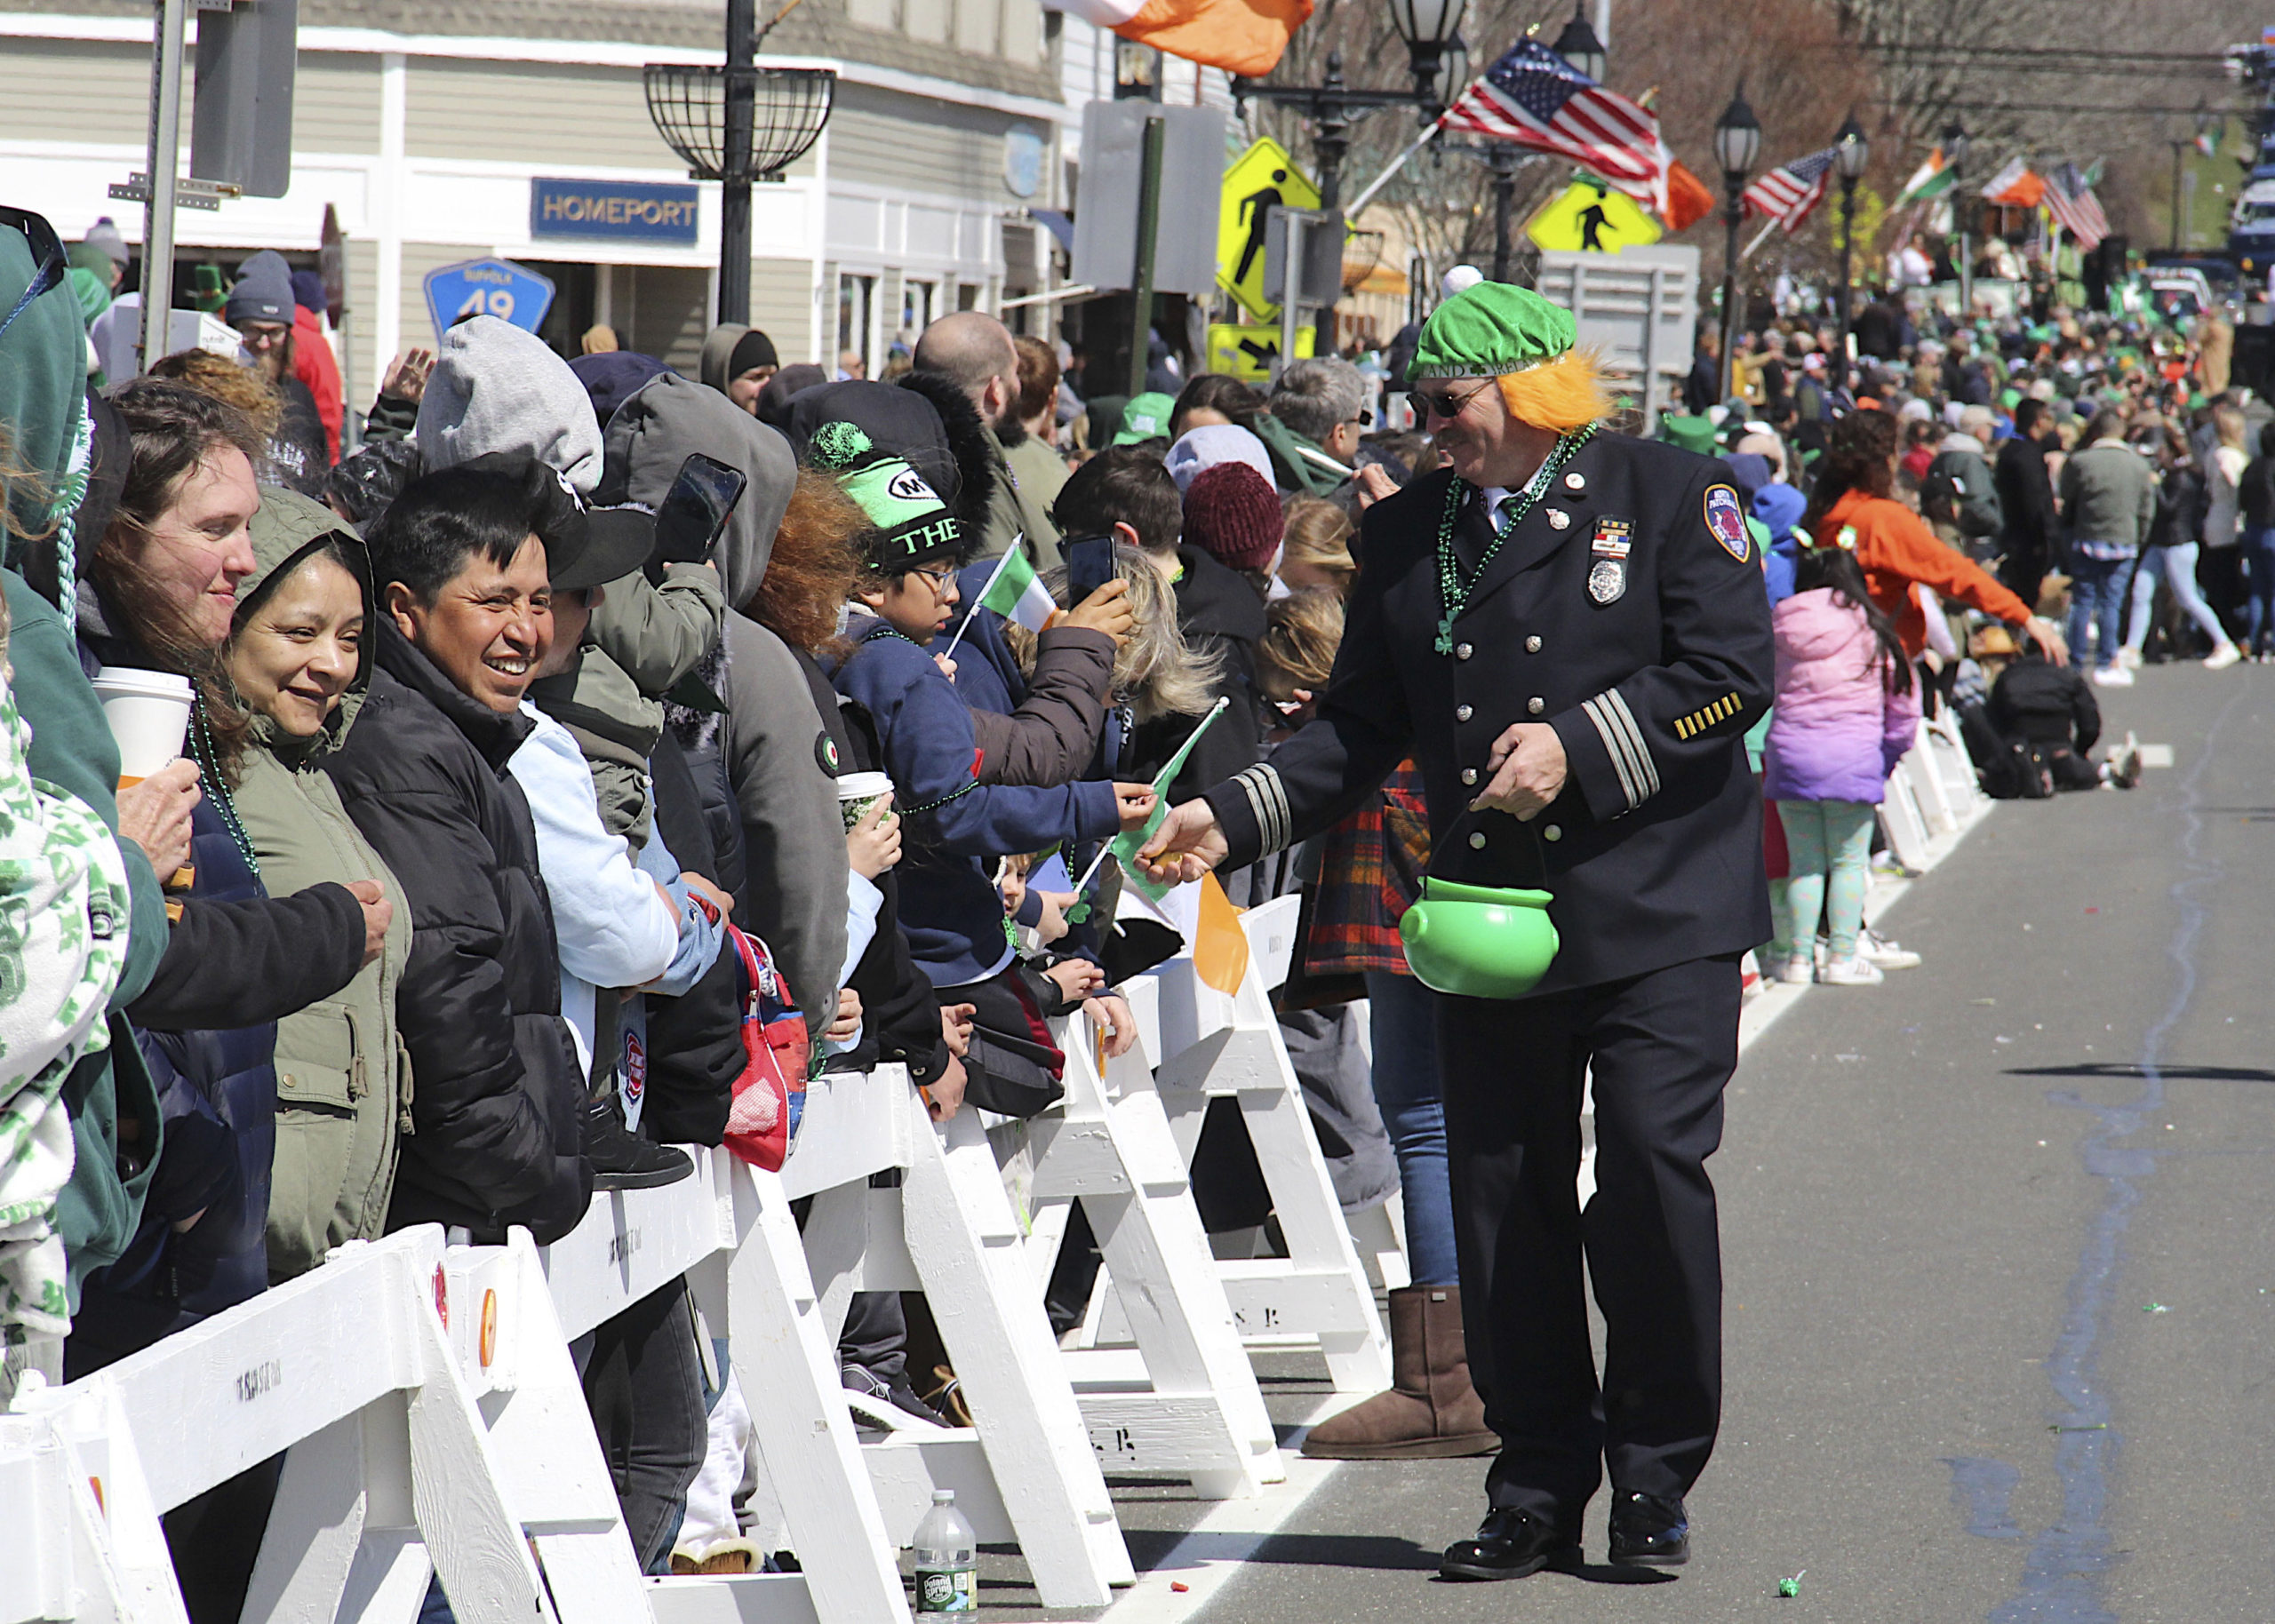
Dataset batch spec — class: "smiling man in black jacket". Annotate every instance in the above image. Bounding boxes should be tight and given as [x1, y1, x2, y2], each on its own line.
[323, 460, 599, 1244]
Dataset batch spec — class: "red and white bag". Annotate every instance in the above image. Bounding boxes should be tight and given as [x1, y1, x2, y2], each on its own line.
[721, 926, 811, 1172]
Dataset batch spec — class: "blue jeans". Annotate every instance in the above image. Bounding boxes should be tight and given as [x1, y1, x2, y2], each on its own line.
[2065, 550, 2130, 671]
[2245, 529, 2275, 654]
[2125, 541, 2227, 654]
[1364, 969, 1459, 1286]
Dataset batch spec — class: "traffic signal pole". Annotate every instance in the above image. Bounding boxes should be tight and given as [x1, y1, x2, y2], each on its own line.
[135, 0, 188, 374]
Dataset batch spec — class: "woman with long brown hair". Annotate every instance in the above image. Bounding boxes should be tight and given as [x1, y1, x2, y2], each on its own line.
[1802, 407, 2062, 666]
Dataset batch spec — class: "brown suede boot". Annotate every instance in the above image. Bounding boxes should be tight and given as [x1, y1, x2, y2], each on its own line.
[1300, 1285, 1497, 1459]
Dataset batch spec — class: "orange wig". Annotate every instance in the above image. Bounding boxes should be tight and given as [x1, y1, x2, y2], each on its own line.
[1495, 349, 1618, 434]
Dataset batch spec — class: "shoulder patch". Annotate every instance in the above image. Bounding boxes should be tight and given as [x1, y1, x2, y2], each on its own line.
[816, 730, 842, 776]
[1704, 485, 1750, 561]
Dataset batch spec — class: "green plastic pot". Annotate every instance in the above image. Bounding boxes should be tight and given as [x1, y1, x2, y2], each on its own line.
[1398, 877, 1560, 999]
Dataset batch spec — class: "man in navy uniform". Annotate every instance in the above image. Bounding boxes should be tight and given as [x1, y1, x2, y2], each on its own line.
[1141, 283, 1773, 1579]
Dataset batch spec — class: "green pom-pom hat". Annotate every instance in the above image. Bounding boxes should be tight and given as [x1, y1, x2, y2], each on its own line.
[817, 423, 963, 573]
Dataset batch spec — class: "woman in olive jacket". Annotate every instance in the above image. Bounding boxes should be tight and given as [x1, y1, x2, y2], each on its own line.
[220, 488, 414, 1280]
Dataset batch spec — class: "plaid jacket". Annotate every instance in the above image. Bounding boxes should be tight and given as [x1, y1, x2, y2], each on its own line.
[1302, 760, 1432, 978]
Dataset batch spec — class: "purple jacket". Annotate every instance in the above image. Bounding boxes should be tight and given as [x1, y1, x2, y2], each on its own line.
[1762, 588, 1919, 804]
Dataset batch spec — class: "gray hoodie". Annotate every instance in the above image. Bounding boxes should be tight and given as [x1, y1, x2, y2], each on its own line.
[417, 315, 604, 495]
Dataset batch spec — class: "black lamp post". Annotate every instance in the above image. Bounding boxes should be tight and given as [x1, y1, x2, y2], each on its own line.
[1233, 0, 1465, 354]
[1550, 2, 1605, 86]
[1714, 83, 1761, 402]
[1832, 111, 1869, 386]
[1942, 117, 1971, 314]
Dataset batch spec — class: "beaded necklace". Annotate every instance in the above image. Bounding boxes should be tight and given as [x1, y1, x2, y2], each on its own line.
[1431, 426, 1595, 655]
[189, 702, 260, 882]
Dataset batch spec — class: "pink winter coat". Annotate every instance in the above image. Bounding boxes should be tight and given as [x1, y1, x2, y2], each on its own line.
[1762, 587, 1919, 805]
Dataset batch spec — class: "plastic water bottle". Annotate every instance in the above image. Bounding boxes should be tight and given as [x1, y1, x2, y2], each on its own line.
[911, 1488, 977, 1614]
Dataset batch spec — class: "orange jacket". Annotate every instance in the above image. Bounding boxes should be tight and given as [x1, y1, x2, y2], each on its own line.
[1823, 488, 2032, 658]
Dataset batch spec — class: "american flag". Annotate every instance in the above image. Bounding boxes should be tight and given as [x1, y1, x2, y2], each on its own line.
[1441, 40, 1665, 207]
[2044, 163, 2110, 251]
[1742, 146, 1841, 234]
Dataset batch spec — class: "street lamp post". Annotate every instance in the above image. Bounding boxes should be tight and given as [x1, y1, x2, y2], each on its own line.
[1832, 111, 1869, 387]
[1942, 118, 1971, 315]
[1714, 83, 1761, 403]
[1233, 0, 1465, 354]
[1448, 5, 1600, 286]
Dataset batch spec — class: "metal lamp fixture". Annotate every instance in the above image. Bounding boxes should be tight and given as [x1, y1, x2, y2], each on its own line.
[1550, 2, 1606, 85]
[1941, 117, 1972, 309]
[1713, 83, 1760, 402]
[1386, 0, 1469, 107]
[1832, 110, 1869, 388]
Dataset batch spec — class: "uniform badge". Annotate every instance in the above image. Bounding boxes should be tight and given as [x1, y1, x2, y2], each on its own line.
[1704, 485, 1750, 561]
[1587, 558, 1626, 604]
[1546, 507, 1571, 530]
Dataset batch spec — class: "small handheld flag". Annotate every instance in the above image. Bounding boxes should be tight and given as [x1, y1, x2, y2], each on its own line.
[940, 537, 1036, 661]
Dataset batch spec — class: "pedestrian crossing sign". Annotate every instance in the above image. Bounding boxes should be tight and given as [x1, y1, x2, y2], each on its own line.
[1205, 322, 1316, 382]
[1219, 139, 1321, 321]
[1526, 178, 1662, 255]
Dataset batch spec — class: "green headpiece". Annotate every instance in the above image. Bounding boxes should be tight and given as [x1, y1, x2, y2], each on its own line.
[1113, 391, 1175, 445]
[810, 422, 962, 571]
[1657, 414, 1716, 456]
[1409, 283, 1577, 379]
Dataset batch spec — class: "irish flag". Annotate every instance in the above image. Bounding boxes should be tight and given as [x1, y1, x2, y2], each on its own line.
[1043, 0, 1312, 78]
[973, 546, 1059, 633]
[1896, 148, 1954, 206]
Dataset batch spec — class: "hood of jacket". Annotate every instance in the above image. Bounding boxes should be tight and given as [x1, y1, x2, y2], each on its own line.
[0, 223, 91, 601]
[1752, 480, 1807, 542]
[371, 617, 534, 772]
[234, 484, 378, 759]
[1774, 586, 1875, 665]
[1936, 432, 1988, 460]
[602, 370, 794, 611]
[417, 315, 603, 495]
[698, 322, 749, 394]
[1174, 544, 1268, 644]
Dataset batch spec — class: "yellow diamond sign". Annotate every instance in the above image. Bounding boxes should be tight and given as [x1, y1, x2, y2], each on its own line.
[1526, 178, 1662, 255]
[1218, 138, 1321, 322]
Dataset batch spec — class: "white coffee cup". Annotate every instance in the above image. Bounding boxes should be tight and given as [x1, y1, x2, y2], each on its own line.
[92, 667, 194, 783]
[835, 770, 895, 832]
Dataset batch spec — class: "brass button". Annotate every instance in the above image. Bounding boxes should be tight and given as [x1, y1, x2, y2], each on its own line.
[1526, 635, 1542, 653]
[1456, 704, 1473, 722]
[1460, 767, 1478, 785]
[1527, 697, 1545, 715]
[1543, 824, 1563, 841]
[1455, 642, 1473, 660]
[1468, 831, 1487, 849]
[1564, 471, 1586, 491]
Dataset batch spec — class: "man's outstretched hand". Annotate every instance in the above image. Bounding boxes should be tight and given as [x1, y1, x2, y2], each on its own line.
[1136, 799, 1228, 886]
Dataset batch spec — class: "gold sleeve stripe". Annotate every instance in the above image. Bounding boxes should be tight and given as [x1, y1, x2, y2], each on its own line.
[1673, 693, 1741, 740]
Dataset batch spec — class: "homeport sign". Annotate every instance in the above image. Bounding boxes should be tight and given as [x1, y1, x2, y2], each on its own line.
[530, 177, 701, 245]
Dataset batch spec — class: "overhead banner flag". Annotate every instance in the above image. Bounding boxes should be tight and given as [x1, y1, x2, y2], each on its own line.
[1042, 0, 1310, 78]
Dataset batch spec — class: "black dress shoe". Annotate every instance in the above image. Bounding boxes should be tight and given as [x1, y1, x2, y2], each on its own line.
[1608, 1490, 1690, 1566]
[1439, 1507, 1581, 1581]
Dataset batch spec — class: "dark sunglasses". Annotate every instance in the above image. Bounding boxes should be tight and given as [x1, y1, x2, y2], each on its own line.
[0, 205, 68, 346]
[1411, 379, 1496, 420]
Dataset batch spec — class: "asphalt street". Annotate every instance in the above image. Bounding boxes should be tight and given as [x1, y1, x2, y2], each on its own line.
[1153, 665, 2275, 1622]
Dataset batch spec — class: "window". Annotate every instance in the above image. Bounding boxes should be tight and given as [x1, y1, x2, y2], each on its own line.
[837, 273, 875, 377]
[901, 279, 936, 339]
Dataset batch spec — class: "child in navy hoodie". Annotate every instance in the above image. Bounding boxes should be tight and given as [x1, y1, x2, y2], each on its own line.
[821, 425, 1153, 1112]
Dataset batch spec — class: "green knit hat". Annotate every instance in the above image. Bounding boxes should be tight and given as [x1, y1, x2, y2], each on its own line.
[1409, 283, 1577, 379]
[1113, 391, 1175, 445]
[810, 421, 962, 571]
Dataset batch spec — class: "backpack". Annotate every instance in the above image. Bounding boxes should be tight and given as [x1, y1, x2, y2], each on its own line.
[720, 925, 812, 1174]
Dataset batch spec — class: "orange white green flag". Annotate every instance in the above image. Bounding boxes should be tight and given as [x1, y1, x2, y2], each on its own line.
[1042, 0, 1312, 78]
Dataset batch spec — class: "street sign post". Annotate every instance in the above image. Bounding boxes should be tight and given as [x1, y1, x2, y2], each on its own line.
[423, 257, 556, 341]
[1218, 139, 1321, 321]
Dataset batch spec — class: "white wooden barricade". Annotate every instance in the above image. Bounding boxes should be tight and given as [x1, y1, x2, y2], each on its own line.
[770, 1064, 1133, 1607]
[0, 1083, 1141, 1624]
[1880, 713, 1990, 873]
[1010, 984, 1286, 1499]
[1076, 897, 1395, 1396]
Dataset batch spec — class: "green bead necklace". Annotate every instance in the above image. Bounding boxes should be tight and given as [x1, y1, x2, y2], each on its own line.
[189, 702, 260, 882]
[1431, 426, 1595, 656]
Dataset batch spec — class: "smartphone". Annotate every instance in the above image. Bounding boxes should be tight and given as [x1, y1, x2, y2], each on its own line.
[653, 452, 746, 569]
[1066, 533, 1117, 601]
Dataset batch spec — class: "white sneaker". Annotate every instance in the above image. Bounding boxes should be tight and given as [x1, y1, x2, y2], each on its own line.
[1820, 953, 1885, 986]
[1859, 927, 1921, 969]
[2118, 646, 2143, 670]
[2091, 665, 2135, 687]
[2205, 641, 2244, 671]
[1782, 954, 1816, 984]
